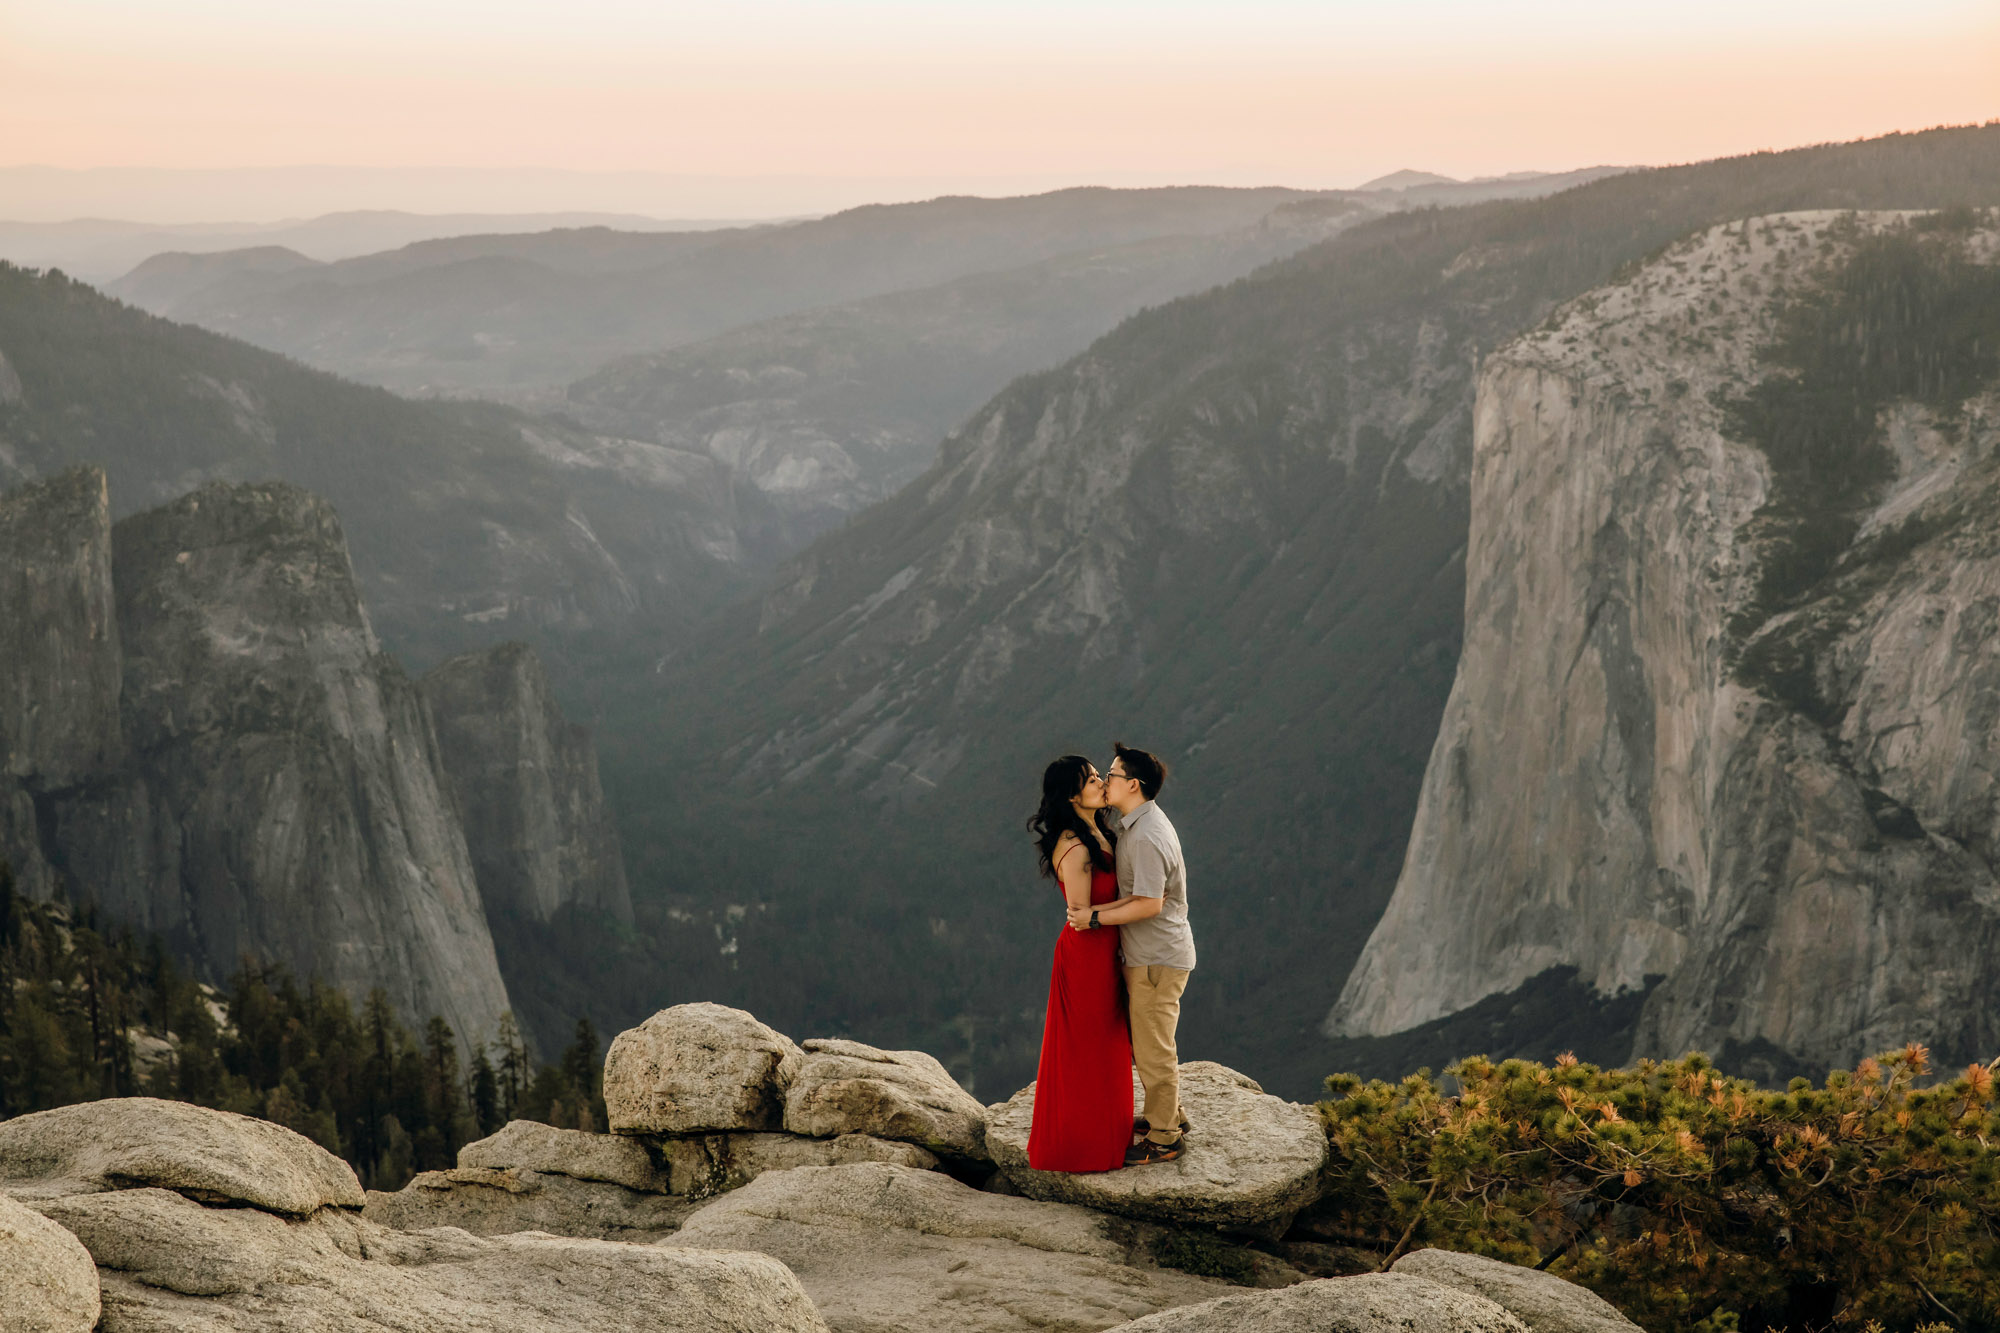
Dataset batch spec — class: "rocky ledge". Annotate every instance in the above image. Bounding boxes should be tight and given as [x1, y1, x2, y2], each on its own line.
[986, 1062, 1328, 1234]
[1, 1001, 1649, 1333]
[0, 1096, 826, 1332]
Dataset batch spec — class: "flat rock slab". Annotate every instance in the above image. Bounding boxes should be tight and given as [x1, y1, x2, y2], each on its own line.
[986, 1063, 1327, 1232]
[605, 1003, 802, 1134]
[0, 1189, 100, 1333]
[0, 1097, 363, 1215]
[42, 1185, 827, 1332]
[458, 1119, 670, 1193]
[666, 1162, 1233, 1333]
[784, 1037, 987, 1159]
[1392, 1250, 1644, 1333]
[364, 1167, 697, 1242]
[1105, 1273, 1530, 1333]
[666, 1131, 940, 1196]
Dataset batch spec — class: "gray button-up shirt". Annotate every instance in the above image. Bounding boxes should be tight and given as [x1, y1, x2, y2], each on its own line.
[1115, 801, 1196, 970]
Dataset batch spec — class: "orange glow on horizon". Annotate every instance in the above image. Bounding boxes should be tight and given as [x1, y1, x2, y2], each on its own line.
[2, 0, 1994, 217]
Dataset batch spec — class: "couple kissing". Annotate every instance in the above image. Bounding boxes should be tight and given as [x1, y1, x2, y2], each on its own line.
[1024, 742, 1196, 1173]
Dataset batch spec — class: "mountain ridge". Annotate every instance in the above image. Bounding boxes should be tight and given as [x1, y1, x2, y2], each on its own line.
[107, 187, 1332, 400]
[0, 263, 770, 667]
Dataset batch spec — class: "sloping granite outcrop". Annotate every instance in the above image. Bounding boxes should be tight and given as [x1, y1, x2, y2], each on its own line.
[0, 466, 122, 902]
[1104, 1272, 1529, 1333]
[784, 1037, 989, 1159]
[604, 1003, 991, 1162]
[364, 1110, 938, 1240]
[457, 1118, 669, 1192]
[986, 1062, 1328, 1234]
[1108, 1252, 1644, 1333]
[23, 479, 514, 1048]
[664, 1162, 1243, 1333]
[70, 1007, 1647, 1333]
[374, 1006, 976, 1240]
[1391, 1250, 1646, 1333]
[605, 1003, 805, 1134]
[0, 1097, 363, 1215]
[0, 1188, 100, 1333]
[364, 1165, 699, 1243]
[1331, 213, 2000, 1076]
[420, 641, 632, 926]
[0, 1097, 826, 1333]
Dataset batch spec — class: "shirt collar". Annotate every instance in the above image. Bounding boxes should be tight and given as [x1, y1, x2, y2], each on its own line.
[1121, 800, 1155, 831]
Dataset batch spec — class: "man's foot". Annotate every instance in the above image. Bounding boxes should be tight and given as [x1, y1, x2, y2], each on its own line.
[1123, 1138, 1183, 1167]
[1132, 1117, 1194, 1139]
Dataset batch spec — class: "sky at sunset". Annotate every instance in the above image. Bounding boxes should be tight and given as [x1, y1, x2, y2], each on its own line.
[3, 0, 1995, 220]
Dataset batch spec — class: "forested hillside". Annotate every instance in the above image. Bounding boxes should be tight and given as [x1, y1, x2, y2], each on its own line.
[0, 266, 765, 666]
[565, 201, 1373, 540]
[0, 871, 604, 1191]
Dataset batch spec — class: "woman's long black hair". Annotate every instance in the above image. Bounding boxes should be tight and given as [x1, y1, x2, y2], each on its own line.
[1027, 754, 1117, 879]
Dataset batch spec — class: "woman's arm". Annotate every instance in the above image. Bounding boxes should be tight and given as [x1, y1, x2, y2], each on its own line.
[1055, 837, 1096, 913]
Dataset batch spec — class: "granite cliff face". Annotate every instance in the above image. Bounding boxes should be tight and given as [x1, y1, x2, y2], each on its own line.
[422, 641, 632, 927]
[43, 481, 513, 1048]
[0, 468, 122, 902]
[1331, 213, 2000, 1079]
[0, 471, 621, 1050]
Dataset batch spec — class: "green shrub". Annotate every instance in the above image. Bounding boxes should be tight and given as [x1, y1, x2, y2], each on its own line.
[1319, 1048, 2000, 1331]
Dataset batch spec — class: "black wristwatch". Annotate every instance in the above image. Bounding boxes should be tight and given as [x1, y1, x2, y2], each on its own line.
[1089, 910, 1101, 929]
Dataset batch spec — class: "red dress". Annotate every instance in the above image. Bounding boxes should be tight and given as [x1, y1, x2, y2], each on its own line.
[1026, 863, 1133, 1172]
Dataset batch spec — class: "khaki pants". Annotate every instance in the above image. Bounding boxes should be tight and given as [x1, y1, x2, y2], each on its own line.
[1125, 964, 1191, 1145]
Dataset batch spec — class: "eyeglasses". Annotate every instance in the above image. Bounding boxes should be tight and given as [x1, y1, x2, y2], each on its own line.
[1105, 769, 1131, 783]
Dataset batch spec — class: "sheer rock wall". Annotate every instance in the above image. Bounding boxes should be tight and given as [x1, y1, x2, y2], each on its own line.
[0, 468, 122, 902]
[0, 470, 618, 1049]
[1331, 214, 2000, 1077]
[421, 641, 632, 927]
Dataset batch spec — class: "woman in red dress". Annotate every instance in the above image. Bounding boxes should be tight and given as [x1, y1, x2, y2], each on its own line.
[1024, 755, 1133, 1172]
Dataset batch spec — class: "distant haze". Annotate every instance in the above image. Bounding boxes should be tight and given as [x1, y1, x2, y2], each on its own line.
[4, 0, 1993, 223]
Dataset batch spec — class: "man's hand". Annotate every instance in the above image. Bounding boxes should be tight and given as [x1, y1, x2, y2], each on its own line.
[1071, 896, 1146, 929]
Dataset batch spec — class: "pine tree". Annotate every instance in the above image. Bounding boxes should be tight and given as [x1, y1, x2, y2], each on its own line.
[560, 1018, 602, 1132]
[469, 1045, 500, 1136]
[493, 1011, 530, 1121]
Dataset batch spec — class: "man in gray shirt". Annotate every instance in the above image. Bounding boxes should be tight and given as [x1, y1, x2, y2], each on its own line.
[1066, 741, 1195, 1165]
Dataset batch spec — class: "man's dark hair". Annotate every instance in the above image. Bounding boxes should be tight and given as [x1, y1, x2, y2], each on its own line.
[1112, 741, 1168, 801]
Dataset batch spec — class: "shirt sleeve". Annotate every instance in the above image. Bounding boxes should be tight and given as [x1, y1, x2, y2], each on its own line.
[1127, 833, 1169, 899]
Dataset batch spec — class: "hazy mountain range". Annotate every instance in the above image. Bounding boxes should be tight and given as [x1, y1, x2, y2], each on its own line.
[0, 211, 748, 285]
[562, 198, 1376, 540]
[102, 189, 1331, 398]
